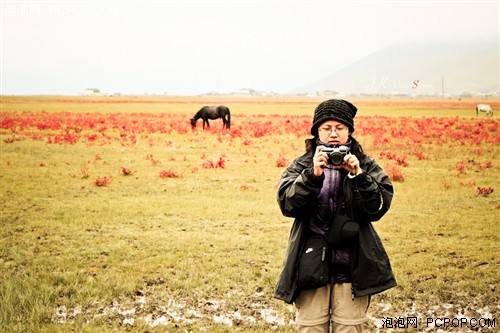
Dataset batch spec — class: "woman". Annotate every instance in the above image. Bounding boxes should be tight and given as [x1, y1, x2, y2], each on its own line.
[273, 99, 396, 333]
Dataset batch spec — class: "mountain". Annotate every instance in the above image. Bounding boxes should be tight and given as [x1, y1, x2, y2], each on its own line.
[294, 40, 499, 96]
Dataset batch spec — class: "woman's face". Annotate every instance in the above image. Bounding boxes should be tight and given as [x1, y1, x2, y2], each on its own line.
[317, 120, 350, 145]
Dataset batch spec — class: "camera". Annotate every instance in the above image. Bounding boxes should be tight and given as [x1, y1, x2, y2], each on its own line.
[322, 146, 349, 166]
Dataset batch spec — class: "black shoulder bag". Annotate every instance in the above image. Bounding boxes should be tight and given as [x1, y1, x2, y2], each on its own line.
[328, 188, 359, 246]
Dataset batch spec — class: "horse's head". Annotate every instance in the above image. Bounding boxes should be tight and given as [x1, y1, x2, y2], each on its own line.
[190, 118, 196, 127]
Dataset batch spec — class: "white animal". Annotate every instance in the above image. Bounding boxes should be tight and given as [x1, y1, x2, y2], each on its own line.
[476, 104, 493, 117]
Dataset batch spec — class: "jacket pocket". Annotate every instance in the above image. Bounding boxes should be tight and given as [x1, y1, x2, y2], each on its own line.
[297, 235, 330, 289]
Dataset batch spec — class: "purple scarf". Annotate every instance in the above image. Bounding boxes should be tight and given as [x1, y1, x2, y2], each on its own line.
[308, 140, 351, 236]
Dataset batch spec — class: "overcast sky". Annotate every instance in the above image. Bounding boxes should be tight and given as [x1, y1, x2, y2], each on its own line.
[1, 0, 498, 95]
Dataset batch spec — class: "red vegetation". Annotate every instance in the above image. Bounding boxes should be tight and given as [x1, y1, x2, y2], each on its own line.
[93, 176, 112, 186]
[121, 166, 136, 176]
[476, 187, 494, 197]
[159, 170, 182, 178]
[1, 106, 498, 188]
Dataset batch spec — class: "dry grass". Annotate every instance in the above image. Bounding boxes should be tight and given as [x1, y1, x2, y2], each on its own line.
[0, 96, 498, 332]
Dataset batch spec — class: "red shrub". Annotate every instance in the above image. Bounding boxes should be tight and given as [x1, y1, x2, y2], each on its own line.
[159, 170, 182, 178]
[380, 151, 409, 167]
[411, 151, 429, 160]
[276, 155, 288, 168]
[121, 166, 136, 176]
[93, 176, 112, 186]
[146, 154, 161, 165]
[202, 160, 215, 169]
[476, 187, 494, 197]
[202, 156, 226, 169]
[385, 163, 405, 182]
[216, 157, 226, 168]
[456, 161, 466, 173]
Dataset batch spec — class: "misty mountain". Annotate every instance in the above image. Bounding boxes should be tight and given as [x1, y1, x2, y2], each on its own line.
[294, 40, 499, 96]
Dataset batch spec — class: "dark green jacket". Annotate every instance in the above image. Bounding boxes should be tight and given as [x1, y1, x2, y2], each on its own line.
[273, 148, 397, 304]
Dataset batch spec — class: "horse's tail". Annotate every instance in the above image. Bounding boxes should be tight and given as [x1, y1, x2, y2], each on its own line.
[226, 108, 231, 129]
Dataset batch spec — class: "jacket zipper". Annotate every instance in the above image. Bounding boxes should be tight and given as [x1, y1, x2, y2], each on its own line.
[344, 178, 356, 301]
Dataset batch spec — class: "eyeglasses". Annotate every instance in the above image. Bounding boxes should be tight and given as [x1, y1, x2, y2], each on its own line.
[318, 125, 348, 135]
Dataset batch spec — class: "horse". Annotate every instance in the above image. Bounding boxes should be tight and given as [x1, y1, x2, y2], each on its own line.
[190, 105, 231, 129]
[476, 104, 493, 117]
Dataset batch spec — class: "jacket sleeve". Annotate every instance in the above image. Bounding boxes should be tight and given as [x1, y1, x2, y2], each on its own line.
[277, 156, 324, 218]
[345, 156, 393, 222]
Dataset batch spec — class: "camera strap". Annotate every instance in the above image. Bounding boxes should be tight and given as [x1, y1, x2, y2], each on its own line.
[328, 179, 360, 246]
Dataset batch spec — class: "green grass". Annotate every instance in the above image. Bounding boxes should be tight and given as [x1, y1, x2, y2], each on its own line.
[0, 96, 499, 332]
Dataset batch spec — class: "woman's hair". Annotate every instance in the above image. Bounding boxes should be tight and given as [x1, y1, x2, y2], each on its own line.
[305, 135, 366, 168]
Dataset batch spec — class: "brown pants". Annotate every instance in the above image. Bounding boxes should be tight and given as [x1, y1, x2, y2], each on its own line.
[295, 283, 369, 333]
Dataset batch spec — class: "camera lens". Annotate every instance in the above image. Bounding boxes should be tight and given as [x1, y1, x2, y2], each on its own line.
[330, 153, 343, 165]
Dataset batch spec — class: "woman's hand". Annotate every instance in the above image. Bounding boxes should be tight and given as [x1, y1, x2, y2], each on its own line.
[337, 153, 362, 176]
[313, 146, 328, 176]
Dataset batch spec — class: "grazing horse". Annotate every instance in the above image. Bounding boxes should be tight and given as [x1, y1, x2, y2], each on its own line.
[476, 104, 493, 117]
[190, 105, 231, 129]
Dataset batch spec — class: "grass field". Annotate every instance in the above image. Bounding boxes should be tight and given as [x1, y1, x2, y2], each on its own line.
[1, 96, 499, 332]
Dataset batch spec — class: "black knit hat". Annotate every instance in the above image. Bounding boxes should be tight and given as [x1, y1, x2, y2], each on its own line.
[310, 99, 357, 136]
